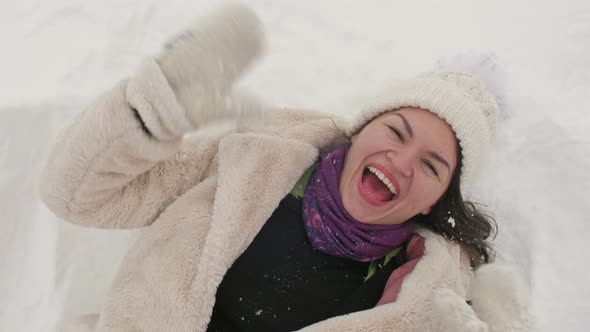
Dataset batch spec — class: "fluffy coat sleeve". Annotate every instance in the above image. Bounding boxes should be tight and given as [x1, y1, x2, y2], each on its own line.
[38, 59, 221, 229]
[38, 3, 266, 229]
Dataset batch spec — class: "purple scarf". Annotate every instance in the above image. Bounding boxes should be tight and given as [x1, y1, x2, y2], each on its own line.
[302, 144, 414, 262]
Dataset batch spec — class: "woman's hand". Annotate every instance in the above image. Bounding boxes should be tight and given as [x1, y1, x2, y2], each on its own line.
[156, 3, 266, 128]
[433, 263, 533, 332]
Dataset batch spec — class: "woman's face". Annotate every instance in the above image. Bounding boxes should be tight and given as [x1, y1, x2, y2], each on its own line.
[340, 107, 458, 225]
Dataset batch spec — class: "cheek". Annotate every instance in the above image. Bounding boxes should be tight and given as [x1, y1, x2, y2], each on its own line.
[409, 178, 444, 206]
[347, 140, 373, 166]
[352, 134, 388, 157]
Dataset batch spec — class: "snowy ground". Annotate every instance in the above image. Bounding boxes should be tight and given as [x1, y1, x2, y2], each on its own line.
[1, 0, 589, 331]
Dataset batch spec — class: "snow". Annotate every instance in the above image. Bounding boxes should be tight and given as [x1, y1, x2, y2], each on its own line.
[448, 217, 456, 228]
[1, 0, 589, 331]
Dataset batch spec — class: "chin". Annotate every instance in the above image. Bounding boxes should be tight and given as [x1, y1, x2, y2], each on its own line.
[345, 204, 380, 224]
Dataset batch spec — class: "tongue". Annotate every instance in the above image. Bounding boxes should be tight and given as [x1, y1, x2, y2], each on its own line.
[363, 171, 394, 202]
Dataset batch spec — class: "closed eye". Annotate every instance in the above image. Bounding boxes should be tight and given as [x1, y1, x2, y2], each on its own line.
[424, 160, 439, 177]
[387, 125, 405, 142]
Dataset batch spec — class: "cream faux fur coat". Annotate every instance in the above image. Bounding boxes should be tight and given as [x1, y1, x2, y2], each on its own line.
[39, 57, 476, 332]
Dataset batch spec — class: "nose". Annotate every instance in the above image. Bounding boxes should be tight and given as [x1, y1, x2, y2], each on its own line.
[387, 150, 414, 178]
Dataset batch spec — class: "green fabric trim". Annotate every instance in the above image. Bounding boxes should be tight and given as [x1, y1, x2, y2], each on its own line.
[290, 163, 318, 199]
[364, 246, 402, 282]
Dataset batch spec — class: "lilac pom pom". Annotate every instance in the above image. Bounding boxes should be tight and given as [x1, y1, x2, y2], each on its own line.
[437, 52, 508, 120]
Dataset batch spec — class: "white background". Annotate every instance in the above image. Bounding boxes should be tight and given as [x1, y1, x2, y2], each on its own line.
[1, 0, 589, 331]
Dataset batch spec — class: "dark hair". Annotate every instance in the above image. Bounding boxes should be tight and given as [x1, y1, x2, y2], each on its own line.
[413, 142, 497, 267]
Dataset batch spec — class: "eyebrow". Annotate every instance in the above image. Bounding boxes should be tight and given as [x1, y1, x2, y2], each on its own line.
[393, 113, 413, 138]
[429, 152, 451, 172]
[393, 113, 451, 172]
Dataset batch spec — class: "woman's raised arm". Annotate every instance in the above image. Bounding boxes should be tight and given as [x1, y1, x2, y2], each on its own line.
[38, 4, 265, 229]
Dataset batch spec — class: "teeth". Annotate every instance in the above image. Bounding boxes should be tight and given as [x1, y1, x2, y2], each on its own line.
[367, 166, 398, 195]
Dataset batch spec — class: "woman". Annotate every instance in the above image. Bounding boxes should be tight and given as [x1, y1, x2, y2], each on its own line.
[39, 4, 531, 332]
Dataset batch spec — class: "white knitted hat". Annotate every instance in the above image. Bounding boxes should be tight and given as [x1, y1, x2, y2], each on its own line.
[348, 54, 503, 194]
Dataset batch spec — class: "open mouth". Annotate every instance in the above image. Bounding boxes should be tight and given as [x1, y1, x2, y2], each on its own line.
[360, 166, 398, 203]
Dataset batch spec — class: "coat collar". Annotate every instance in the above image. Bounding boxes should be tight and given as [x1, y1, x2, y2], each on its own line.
[208, 132, 319, 264]
[197, 115, 348, 283]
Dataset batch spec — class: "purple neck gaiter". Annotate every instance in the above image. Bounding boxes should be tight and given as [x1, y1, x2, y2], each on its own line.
[302, 144, 414, 262]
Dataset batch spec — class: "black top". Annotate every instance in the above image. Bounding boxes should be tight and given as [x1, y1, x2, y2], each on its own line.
[206, 194, 401, 332]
